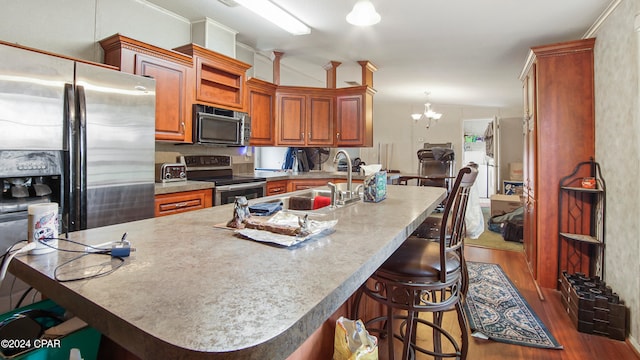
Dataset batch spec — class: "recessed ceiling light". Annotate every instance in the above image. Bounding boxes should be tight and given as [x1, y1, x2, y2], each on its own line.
[235, 0, 311, 35]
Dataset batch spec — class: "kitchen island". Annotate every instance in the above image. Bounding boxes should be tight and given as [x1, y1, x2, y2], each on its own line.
[10, 185, 446, 359]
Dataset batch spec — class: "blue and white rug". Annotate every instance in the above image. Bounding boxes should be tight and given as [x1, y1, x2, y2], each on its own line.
[463, 262, 563, 349]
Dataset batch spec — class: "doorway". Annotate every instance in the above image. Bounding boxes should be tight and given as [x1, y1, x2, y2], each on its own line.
[462, 118, 496, 200]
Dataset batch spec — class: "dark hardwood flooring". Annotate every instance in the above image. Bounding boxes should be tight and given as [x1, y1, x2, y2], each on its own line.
[451, 245, 639, 360]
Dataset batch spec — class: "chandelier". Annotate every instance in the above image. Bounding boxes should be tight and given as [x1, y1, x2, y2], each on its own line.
[411, 92, 442, 128]
[346, 0, 381, 26]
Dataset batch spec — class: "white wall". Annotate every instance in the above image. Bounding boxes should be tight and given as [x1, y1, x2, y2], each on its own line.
[593, 0, 640, 350]
[0, 0, 193, 62]
[368, 99, 520, 173]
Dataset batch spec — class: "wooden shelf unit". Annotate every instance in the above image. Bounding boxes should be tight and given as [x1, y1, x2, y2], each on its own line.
[174, 43, 251, 111]
[557, 159, 606, 283]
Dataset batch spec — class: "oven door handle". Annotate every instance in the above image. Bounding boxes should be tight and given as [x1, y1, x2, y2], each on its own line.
[215, 181, 266, 192]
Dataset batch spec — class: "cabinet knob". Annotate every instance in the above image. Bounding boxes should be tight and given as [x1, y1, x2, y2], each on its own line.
[336, 132, 340, 139]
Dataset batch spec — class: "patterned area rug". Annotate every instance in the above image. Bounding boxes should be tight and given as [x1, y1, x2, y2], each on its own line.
[463, 262, 563, 349]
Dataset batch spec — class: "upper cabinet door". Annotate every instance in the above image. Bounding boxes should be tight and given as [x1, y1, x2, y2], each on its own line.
[275, 87, 335, 147]
[136, 53, 189, 142]
[100, 34, 193, 143]
[335, 86, 374, 147]
[246, 78, 276, 146]
[307, 94, 334, 146]
[276, 92, 306, 145]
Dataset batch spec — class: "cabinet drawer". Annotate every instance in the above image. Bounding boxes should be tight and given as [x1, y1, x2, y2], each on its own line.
[287, 179, 328, 192]
[266, 180, 288, 195]
[155, 189, 212, 217]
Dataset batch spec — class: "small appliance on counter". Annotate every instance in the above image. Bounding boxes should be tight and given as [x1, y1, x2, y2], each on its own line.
[155, 163, 187, 183]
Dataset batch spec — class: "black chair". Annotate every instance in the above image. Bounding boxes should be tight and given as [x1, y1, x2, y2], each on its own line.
[353, 164, 478, 360]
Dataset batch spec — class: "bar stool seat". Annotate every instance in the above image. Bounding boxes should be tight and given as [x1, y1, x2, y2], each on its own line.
[379, 237, 461, 278]
[353, 164, 478, 360]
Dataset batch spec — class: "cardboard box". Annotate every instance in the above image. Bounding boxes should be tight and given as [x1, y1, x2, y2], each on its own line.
[509, 162, 523, 181]
[490, 194, 522, 216]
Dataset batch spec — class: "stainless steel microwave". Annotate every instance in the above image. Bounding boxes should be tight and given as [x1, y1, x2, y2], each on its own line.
[193, 104, 251, 146]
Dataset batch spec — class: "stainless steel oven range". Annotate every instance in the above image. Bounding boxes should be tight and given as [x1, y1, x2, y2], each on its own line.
[181, 155, 266, 206]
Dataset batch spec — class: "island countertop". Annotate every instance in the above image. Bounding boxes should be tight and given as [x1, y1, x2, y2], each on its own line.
[10, 185, 446, 359]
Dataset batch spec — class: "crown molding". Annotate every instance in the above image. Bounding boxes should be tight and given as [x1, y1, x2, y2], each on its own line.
[583, 0, 622, 38]
[519, 0, 622, 81]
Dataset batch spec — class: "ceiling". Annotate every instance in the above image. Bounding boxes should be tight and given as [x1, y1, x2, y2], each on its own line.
[145, 0, 612, 109]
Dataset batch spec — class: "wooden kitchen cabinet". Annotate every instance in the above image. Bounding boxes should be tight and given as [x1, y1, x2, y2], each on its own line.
[266, 179, 288, 196]
[520, 38, 595, 289]
[100, 34, 193, 143]
[174, 43, 251, 111]
[154, 189, 213, 217]
[286, 177, 362, 192]
[332, 178, 363, 185]
[335, 86, 375, 147]
[287, 179, 330, 192]
[276, 87, 334, 147]
[246, 78, 277, 146]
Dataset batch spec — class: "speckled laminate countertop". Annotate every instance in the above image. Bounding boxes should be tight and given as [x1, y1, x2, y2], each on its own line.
[10, 185, 445, 359]
[153, 172, 366, 195]
[239, 170, 367, 181]
[154, 180, 216, 195]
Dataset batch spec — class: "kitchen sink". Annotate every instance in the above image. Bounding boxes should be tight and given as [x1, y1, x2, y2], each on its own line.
[254, 184, 360, 216]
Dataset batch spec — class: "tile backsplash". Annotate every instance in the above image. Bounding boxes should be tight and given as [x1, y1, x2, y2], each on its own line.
[155, 142, 254, 174]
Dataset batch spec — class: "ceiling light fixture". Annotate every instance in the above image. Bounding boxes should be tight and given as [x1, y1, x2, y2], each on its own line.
[411, 92, 443, 128]
[346, 0, 381, 26]
[235, 0, 310, 35]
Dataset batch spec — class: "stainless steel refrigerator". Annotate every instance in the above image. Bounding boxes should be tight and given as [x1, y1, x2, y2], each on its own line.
[0, 42, 156, 235]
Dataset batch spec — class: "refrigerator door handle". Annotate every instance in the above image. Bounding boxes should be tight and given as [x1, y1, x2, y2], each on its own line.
[63, 83, 75, 234]
[76, 84, 88, 230]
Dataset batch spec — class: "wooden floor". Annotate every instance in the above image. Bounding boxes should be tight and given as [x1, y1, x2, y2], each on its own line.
[420, 245, 640, 360]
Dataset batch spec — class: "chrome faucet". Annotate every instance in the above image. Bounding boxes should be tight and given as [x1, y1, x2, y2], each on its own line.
[327, 182, 338, 208]
[333, 150, 352, 196]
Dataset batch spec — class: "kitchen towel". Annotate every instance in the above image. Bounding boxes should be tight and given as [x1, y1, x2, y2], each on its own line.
[313, 196, 331, 210]
[248, 201, 283, 216]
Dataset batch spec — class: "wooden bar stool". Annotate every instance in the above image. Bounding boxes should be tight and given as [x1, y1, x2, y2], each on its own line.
[353, 165, 478, 359]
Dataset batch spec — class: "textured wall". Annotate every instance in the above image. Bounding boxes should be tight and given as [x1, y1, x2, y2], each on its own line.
[593, 0, 640, 350]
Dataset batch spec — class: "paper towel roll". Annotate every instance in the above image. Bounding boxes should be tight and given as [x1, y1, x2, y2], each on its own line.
[27, 203, 58, 255]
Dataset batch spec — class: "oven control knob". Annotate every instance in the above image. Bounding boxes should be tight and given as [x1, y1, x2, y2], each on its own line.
[165, 173, 172, 179]
[180, 172, 186, 179]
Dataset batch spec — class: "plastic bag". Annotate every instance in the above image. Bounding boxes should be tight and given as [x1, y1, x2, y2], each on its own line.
[464, 181, 485, 239]
[333, 316, 378, 360]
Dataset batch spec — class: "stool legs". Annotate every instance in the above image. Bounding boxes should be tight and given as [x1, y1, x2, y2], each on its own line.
[456, 301, 469, 360]
[353, 281, 468, 360]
